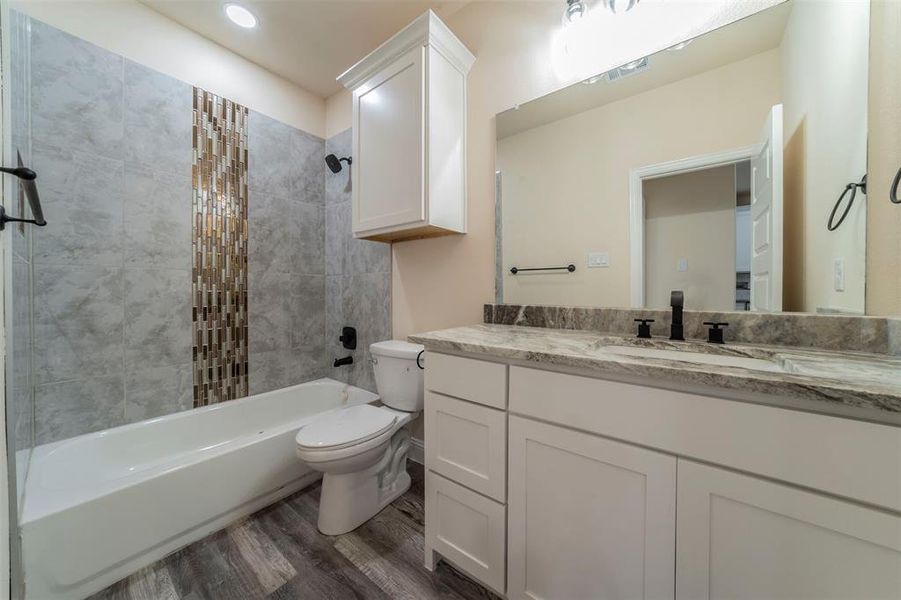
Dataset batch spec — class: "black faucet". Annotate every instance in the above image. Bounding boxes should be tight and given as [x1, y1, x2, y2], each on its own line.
[333, 356, 353, 367]
[670, 290, 684, 341]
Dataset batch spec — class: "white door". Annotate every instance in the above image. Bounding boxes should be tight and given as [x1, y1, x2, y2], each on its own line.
[507, 415, 676, 600]
[676, 460, 901, 600]
[750, 104, 783, 311]
[352, 46, 426, 235]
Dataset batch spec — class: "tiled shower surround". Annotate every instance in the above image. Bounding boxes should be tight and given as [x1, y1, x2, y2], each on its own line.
[11, 16, 390, 447]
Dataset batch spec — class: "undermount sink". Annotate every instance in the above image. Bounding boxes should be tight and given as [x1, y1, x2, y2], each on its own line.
[602, 345, 785, 373]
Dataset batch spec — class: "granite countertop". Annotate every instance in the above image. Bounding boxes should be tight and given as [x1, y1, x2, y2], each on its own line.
[409, 324, 901, 422]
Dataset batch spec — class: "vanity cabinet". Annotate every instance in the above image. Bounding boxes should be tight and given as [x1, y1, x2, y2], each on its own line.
[423, 353, 508, 595]
[676, 460, 901, 600]
[422, 351, 901, 599]
[337, 11, 474, 243]
[507, 416, 676, 600]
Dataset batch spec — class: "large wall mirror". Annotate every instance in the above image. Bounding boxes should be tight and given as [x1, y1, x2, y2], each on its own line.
[496, 0, 901, 316]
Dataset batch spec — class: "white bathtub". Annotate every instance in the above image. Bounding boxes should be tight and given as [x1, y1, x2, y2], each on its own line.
[19, 378, 377, 600]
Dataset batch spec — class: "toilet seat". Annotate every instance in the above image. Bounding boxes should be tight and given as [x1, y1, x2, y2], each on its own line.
[296, 405, 397, 451]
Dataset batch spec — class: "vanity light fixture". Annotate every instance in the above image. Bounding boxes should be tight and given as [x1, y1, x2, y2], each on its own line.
[581, 74, 604, 85]
[224, 3, 258, 28]
[667, 39, 693, 51]
[602, 0, 640, 14]
[563, 0, 587, 25]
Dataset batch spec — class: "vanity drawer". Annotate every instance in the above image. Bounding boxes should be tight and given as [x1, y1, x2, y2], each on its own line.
[425, 471, 506, 595]
[425, 353, 507, 409]
[425, 391, 507, 501]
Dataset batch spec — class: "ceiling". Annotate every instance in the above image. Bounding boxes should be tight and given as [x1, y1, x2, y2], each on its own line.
[140, 0, 472, 98]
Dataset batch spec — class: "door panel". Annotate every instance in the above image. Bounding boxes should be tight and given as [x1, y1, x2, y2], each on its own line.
[676, 460, 901, 600]
[353, 46, 425, 233]
[750, 103, 783, 311]
[507, 415, 676, 600]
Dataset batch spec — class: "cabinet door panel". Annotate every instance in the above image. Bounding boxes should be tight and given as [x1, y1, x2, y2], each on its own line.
[425, 391, 507, 501]
[353, 46, 424, 233]
[676, 460, 901, 600]
[425, 472, 506, 594]
[508, 416, 676, 600]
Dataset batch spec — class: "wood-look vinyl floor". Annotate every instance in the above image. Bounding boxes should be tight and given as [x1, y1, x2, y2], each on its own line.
[90, 463, 498, 600]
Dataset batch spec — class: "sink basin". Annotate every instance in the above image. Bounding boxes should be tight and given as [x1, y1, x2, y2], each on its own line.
[603, 345, 784, 373]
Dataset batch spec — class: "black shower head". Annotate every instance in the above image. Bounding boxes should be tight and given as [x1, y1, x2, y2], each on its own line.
[325, 154, 352, 174]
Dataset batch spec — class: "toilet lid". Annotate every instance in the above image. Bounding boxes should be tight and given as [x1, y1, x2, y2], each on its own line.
[296, 405, 396, 451]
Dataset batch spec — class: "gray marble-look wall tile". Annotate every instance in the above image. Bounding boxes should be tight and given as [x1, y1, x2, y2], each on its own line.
[124, 165, 192, 269]
[125, 362, 193, 423]
[325, 201, 350, 276]
[248, 269, 293, 354]
[248, 192, 323, 277]
[248, 349, 326, 396]
[31, 144, 125, 266]
[325, 128, 352, 206]
[293, 128, 325, 205]
[30, 19, 124, 160]
[248, 111, 324, 202]
[332, 272, 391, 392]
[124, 268, 192, 371]
[292, 274, 326, 352]
[34, 264, 124, 384]
[123, 60, 193, 175]
[34, 375, 125, 444]
[347, 232, 391, 276]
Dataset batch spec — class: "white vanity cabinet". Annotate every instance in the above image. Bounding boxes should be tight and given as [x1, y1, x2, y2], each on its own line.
[337, 11, 474, 243]
[676, 460, 901, 600]
[423, 353, 508, 595]
[422, 351, 901, 599]
[507, 416, 676, 600]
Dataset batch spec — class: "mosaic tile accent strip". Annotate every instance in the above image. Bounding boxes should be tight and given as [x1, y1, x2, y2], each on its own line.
[192, 88, 249, 406]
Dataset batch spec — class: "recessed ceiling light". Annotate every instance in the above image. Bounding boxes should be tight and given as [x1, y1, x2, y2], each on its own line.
[224, 3, 257, 28]
[667, 39, 693, 52]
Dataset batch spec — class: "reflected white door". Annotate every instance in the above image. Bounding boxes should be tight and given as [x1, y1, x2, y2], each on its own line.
[750, 104, 783, 311]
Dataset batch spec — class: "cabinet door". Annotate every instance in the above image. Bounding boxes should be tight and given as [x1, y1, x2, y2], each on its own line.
[425, 391, 507, 501]
[353, 46, 425, 234]
[676, 460, 901, 600]
[508, 416, 676, 600]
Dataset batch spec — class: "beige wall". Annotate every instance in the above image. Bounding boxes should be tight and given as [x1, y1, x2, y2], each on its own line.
[781, 0, 869, 314]
[496, 51, 780, 307]
[15, 0, 326, 137]
[644, 166, 737, 311]
[866, 0, 901, 315]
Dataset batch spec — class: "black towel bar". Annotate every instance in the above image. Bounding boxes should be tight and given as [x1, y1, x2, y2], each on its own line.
[510, 264, 576, 274]
[0, 150, 46, 230]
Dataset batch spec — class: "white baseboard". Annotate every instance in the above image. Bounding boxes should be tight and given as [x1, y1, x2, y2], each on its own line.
[408, 436, 424, 465]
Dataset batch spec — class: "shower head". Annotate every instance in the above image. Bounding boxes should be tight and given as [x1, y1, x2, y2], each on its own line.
[325, 154, 352, 174]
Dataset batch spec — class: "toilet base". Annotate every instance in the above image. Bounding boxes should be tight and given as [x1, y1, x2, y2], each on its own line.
[316, 428, 412, 535]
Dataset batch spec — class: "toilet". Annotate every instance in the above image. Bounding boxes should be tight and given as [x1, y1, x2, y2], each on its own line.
[296, 340, 425, 535]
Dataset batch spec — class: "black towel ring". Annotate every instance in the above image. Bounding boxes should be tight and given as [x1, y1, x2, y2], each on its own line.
[890, 166, 900, 205]
[827, 174, 866, 231]
[416, 350, 425, 370]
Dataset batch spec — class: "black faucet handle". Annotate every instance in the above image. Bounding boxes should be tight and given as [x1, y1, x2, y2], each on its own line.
[703, 322, 729, 344]
[634, 318, 655, 339]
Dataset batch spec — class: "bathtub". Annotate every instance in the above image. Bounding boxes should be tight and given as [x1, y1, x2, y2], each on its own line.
[19, 378, 378, 600]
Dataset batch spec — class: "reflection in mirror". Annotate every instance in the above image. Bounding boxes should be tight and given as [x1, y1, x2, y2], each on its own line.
[496, 0, 873, 314]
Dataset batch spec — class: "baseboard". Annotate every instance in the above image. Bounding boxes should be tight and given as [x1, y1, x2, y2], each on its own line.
[408, 436, 424, 465]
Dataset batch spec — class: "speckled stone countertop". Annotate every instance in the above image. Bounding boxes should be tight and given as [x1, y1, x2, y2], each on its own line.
[409, 324, 901, 423]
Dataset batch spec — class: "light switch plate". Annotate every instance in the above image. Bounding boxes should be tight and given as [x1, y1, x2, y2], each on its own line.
[588, 252, 610, 268]
[833, 257, 845, 292]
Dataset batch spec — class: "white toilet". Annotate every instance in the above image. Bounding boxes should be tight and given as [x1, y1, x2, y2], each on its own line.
[296, 340, 425, 535]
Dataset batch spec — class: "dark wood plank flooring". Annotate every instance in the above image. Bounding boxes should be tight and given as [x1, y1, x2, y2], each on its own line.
[91, 463, 499, 600]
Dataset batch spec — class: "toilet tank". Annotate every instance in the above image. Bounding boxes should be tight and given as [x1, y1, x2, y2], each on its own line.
[370, 341, 425, 412]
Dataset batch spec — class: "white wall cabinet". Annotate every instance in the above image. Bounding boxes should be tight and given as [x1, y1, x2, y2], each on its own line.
[338, 11, 474, 243]
[676, 459, 901, 600]
[507, 416, 676, 600]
